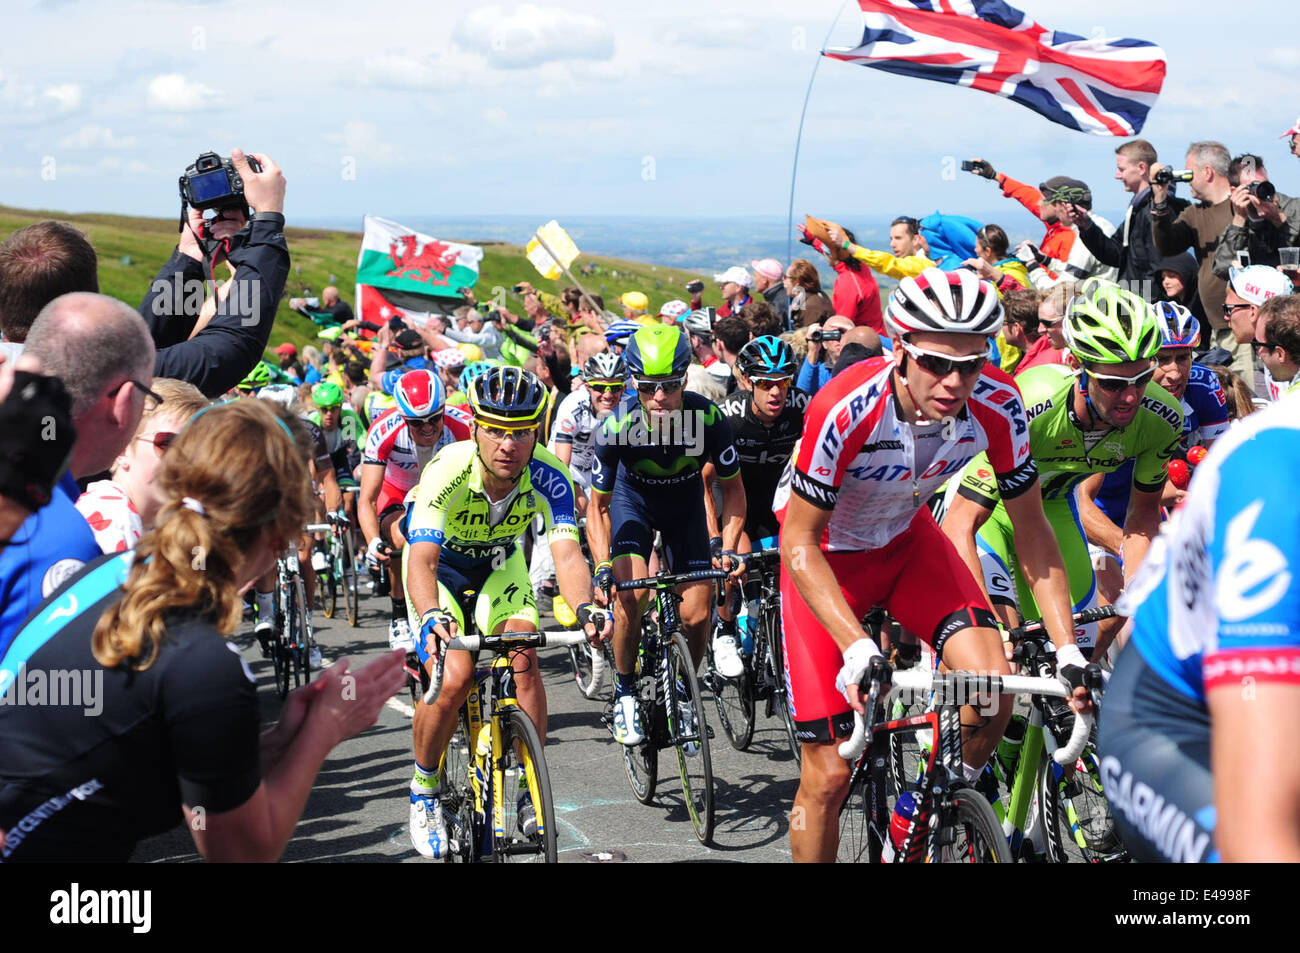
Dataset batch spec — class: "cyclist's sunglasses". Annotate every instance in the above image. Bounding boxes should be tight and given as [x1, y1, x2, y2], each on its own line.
[1083, 365, 1155, 393]
[750, 376, 793, 390]
[403, 413, 444, 429]
[634, 377, 686, 395]
[137, 431, 177, 456]
[588, 381, 626, 394]
[900, 339, 986, 378]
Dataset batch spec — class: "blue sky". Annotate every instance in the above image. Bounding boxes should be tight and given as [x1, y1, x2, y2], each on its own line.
[1, 0, 1297, 235]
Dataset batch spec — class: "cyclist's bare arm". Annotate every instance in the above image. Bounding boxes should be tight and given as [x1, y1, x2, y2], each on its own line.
[552, 537, 610, 642]
[700, 461, 721, 539]
[358, 462, 385, 548]
[1120, 485, 1163, 585]
[586, 490, 613, 568]
[1210, 682, 1300, 861]
[939, 491, 1000, 621]
[405, 539, 444, 621]
[718, 473, 747, 565]
[554, 440, 573, 469]
[1077, 471, 1123, 556]
[319, 463, 343, 515]
[1003, 480, 1078, 653]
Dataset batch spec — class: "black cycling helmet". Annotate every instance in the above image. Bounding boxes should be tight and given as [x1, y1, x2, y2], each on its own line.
[736, 335, 797, 378]
[469, 366, 549, 428]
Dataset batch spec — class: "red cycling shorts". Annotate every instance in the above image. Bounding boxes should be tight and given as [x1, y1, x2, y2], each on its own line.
[376, 480, 407, 521]
[779, 505, 995, 743]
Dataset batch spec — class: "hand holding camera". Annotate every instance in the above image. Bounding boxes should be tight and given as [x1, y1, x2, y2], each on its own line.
[962, 158, 997, 180]
[1152, 167, 1193, 187]
[1015, 241, 1048, 267]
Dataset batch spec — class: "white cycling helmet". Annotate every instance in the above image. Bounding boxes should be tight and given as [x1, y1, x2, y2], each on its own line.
[257, 383, 298, 411]
[885, 267, 1003, 339]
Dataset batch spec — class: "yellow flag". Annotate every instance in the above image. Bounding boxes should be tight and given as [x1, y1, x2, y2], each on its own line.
[526, 220, 580, 280]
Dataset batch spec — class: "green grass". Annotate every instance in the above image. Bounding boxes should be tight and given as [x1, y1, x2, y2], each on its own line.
[0, 204, 721, 357]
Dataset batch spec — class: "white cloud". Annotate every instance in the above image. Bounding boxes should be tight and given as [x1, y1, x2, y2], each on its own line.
[327, 120, 395, 162]
[147, 74, 220, 111]
[364, 52, 443, 88]
[482, 107, 509, 125]
[453, 4, 614, 69]
[59, 124, 136, 150]
[44, 83, 82, 112]
[1267, 48, 1300, 69]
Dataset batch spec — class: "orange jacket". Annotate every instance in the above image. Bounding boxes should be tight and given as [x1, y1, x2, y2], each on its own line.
[996, 173, 1076, 266]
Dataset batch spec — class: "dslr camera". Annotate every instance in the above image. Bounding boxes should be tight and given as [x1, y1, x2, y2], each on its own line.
[1152, 168, 1193, 186]
[179, 150, 262, 212]
[809, 328, 843, 343]
[1246, 180, 1277, 203]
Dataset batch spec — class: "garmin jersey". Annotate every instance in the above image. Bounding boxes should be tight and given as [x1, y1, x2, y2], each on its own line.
[718, 386, 809, 537]
[405, 440, 579, 570]
[958, 363, 1182, 511]
[549, 387, 605, 487]
[362, 404, 472, 495]
[1125, 391, 1300, 705]
[774, 357, 1037, 552]
[1093, 363, 1229, 525]
[590, 391, 741, 496]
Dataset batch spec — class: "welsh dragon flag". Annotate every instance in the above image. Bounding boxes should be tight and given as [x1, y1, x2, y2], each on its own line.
[356, 215, 483, 299]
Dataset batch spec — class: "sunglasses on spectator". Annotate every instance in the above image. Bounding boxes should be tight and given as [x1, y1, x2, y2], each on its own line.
[1254, 339, 1282, 351]
[1223, 301, 1254, 318]
[1083, 365, 1155, 393]
[588, 381, 625, 394]
[899, 339, 986, 378]
[110, 379, 165, 411]
[136, 431, 177, 456]
[634, 377, 686, 395]
[403, 413, 443, 430]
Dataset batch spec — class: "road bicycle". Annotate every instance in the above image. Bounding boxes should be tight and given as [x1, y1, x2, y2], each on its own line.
[427, 628, 589, 863]
[704, 547, 800, 763]
[319, 486, 362, 627]
[836, 658, 1097, 863]
[605, 567, 727, 845]
[271, 526, 329, 699]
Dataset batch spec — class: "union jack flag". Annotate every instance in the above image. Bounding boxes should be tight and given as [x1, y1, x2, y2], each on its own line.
[825, 0, 1166, 136]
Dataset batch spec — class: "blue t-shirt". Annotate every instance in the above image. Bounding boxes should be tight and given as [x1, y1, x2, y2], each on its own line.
[1094, 364, 1230, 525]
[0, 472, 101, 656]
[1126, 392, 1300, 705]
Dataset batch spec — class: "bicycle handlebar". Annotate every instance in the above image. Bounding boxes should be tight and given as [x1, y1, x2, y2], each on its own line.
[836, 668, 1094, 767]
[1005, 604, 1119, 643]
[422, 630, 591, 705]
[304, 522, 332, 534]
[616, 568, 729, 590]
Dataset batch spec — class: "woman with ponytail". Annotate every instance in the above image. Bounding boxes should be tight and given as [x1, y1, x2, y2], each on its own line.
[0, 399, 405, 862]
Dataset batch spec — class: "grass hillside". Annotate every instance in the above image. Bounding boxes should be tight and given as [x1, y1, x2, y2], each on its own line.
[0, 205, 723, 357]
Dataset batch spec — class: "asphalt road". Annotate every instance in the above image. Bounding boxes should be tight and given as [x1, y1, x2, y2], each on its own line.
[132, 585, 801, 864]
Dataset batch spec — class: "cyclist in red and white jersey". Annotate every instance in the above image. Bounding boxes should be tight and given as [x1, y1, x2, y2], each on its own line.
[359, 370, 471, 650]
[775, 267, 1085, 862]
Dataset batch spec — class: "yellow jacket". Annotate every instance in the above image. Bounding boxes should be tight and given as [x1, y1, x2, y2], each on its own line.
[846, 243, 936, 280]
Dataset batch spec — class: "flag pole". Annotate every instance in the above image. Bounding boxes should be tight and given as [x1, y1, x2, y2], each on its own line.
[787, 0, 854, 267]
[530, 230, 609, 323]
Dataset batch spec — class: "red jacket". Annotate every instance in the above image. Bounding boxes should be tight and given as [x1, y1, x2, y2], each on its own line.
[831, 261, 884, 334]
[997, 173, 1076, 269]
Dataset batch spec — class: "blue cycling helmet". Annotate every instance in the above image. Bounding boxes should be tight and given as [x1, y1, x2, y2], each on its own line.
[394, 369, 445, 420]
[604, 320, 641, 346]
[380, 368, 404, 396]
[459, 360, 494, 392]
[736, 335, 797, 379]
[1153, 300, 1200, 349]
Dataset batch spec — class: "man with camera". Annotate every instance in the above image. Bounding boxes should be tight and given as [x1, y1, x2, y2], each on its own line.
[1065, 140, 1187, 297]
[795, 315, 855, 397]
[137, 149, 289, 398]
[441, 304, 504, 362]
[1211, 154, 1300, 279]
[1150, 141, 1245, 377]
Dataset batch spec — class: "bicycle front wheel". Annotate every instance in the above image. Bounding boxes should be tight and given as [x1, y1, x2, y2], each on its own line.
[441, 709, 476, 863]
[493, 709, 558, 863]
[273, 585, 291, 699]
[322, 546, 338, 619]
[707, 642, 755, 752]
[1039, 746, 1127, 863]
[763, 604, 800, 764]
[937, 787, 1011, 863]
[667, 633, 714, 844]
[836, 764, 883, 863]
[292, 576, 311, 688]
[342, 530, 360, 627]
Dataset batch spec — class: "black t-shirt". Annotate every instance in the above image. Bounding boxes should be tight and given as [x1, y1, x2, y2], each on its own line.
[0, 552, 261, 862]
[717, 387, 809, 540]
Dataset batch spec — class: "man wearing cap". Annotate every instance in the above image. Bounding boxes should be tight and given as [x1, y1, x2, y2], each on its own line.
[440, 306, 503, 362]
[715, 266, 752, 319]
[1150, 141, 1243, 375]
[751, 259, 790, 328]
[657, 299, 690, 326]
[620, 291, 649, 323]
[1223, 264, 1291, 396]
[273, 342, 304, 382]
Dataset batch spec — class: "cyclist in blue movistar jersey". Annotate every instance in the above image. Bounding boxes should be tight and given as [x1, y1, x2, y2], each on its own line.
[1099, 390, 1300, 862]
[586, 324, 748, 746]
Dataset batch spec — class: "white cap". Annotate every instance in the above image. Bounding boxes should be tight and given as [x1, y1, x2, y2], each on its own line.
[713, 266, 751, 287]
[1228, 265, 1291, 305]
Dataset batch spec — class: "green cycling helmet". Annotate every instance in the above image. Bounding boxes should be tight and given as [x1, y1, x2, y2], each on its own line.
[624, 323, 691, 378]
[312, 381, 344, 409]
[1062, 278, 1161, 365]
[239, 361, 274, 390]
